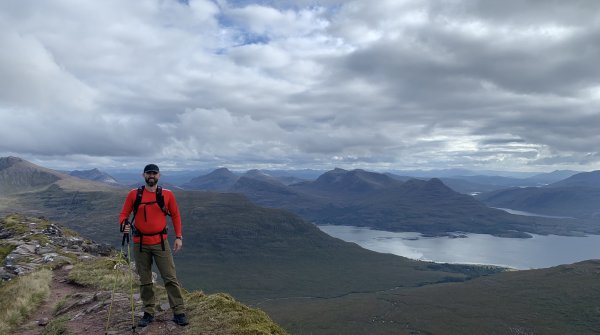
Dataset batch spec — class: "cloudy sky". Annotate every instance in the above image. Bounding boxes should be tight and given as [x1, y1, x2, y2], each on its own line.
[1, 0, 599, 173]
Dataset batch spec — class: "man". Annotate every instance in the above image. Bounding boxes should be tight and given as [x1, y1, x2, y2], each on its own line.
[119, 163, 189, 327]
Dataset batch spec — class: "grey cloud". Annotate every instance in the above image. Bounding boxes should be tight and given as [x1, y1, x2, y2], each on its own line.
[457, 0, 600, 26]
[1, 0, 599, 172]
[480, 138, 526, 146]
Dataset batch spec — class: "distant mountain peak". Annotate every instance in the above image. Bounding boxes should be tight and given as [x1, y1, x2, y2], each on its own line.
[422, 178, 455, 194]
[308, 168, 400, 193]
[69, 168, 118, 184]
[0, 156, 116, 195]
[181, 167, 239, 191]
[0, 156, 25, 170]
[0, 156, 63, 194]
[426, 178, 445, 186]
[245, 169, 270, 177]
[213, 167, 233, 174]
[238, 169, 287, 188]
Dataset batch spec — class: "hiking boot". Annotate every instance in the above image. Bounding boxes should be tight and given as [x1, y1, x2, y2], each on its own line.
[173, 313, 189, 326]
[138, 312, 154, 327]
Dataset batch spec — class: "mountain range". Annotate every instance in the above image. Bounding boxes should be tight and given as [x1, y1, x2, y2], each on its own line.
[477, 170, 600, 220]
[88, 165, 581, 194]
[8, 156, 596, 237]
[176, 166, 597, 238]
[2, 156, 600, 334]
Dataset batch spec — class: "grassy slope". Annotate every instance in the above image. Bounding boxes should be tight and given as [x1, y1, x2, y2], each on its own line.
[261, 260, 600, 335]
[0, 269, 51, 333]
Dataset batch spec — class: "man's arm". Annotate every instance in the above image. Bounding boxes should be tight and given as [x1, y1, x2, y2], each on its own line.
[118, 190, 136, 227]
[166, 190, 183, 253]
[166, 190, 182, 237]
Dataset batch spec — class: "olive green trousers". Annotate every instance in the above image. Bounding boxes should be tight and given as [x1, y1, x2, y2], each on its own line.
[133, 242, 185, 315]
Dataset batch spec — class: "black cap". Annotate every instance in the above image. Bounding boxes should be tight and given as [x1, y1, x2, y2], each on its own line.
[143, 164, 160, 173]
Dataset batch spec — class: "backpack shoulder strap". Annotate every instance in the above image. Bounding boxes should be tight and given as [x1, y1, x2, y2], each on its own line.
[155, 186, 170, 216]
[132, 186, 145, 219]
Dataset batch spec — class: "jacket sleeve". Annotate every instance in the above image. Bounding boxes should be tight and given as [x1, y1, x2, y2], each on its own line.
[118, 189, 136, 225]
[166, 191, 183, 237]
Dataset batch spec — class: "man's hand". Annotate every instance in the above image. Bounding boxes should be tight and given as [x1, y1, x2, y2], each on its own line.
[121, 223, 130, 234]
[173, 238, 183, 253]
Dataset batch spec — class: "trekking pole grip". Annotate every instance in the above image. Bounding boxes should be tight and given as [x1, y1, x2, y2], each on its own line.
[120, 219, 130, 246]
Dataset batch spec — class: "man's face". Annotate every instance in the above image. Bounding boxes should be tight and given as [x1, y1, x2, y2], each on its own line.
[144, 171, 159, 187]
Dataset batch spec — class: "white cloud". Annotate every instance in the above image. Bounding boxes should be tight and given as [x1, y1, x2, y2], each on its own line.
[0, 0, 599, 172]
[225, 4, 328, 38]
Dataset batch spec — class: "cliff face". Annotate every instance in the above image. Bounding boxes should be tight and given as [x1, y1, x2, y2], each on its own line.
[0, 214, 288, 335]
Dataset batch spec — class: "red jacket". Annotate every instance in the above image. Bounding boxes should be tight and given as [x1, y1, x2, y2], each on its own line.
[119, 187, 182, 245]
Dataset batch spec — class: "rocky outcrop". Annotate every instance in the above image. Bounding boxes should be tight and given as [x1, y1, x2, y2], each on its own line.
[0, 214, 113, 281]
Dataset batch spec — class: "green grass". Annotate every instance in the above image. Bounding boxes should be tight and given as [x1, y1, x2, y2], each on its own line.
[0, 268, 52, 334]
[68, 252, 138, 291]
[0, 243, 16, 263]
[61, 227, 79, 238]
[53, 296, 70, 315]
[185, 292, 288, 335]
[261, 260, 600, 335]
[1, 213, 32, 235]
[24, 233, 52, 245]
[42, 315, 72, 335]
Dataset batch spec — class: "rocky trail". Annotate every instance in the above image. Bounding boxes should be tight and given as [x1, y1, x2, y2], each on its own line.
[14, 265, 187, 335]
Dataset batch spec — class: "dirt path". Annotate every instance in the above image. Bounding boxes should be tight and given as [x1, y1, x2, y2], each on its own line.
[13, 266, 186, 335]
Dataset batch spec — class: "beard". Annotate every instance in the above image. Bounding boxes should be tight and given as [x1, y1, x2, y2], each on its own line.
[145, 177, 158, 187]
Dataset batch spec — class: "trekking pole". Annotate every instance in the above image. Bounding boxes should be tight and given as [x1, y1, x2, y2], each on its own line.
[127, 232, 136, 333]
[121, 221, 130, 258]
[105, 221, 130, 334]
[121, 220, 137, 333]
